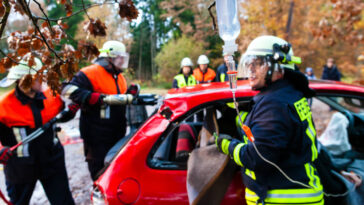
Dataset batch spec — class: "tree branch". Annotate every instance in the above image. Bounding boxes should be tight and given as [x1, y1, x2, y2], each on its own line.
[0, 49, 23, 65]
[0, 0, 11, 38]
[81, 0, 91, 20]
[32, 0, 54, 35]
[18, 0, 64, 63]
[32, 2, 116, 22]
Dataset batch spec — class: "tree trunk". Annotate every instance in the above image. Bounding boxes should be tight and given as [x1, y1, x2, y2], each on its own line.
[138, 30, 143, 80]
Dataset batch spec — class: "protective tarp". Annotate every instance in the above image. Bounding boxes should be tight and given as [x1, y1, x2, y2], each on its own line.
[319, 112, 351, 155]
[187, 145, 236, 205]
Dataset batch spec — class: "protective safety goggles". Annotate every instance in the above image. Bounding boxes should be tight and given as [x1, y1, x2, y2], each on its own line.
[239, 55, 271, 79]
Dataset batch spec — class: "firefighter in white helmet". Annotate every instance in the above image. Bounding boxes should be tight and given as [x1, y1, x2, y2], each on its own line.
[193, 55, 216, 84]
[0, 56, 75, 204]
[172, 57, 196, 88]
[215, 35, 324, 204]
[62, 40, 137, 180]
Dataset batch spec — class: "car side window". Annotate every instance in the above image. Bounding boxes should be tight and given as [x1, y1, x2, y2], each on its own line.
[148, 107, 205, 170]
[148, 100, 251, 170]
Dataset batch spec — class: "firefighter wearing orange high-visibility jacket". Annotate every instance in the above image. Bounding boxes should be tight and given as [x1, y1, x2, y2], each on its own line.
[215, 35, 323, 205]
[0, 57, 75, 205]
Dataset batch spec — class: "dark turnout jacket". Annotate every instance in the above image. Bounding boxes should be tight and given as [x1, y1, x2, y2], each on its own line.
[228, 79, 323, 202]
[63, 58, 127, 151]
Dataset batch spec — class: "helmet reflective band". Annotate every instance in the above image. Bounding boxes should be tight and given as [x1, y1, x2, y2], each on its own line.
[197, 55, 209, 65]
[0, 57, 43, 87]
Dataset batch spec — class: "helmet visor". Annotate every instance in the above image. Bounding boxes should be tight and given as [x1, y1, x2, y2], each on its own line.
[120, 53, 129, 69]
[238, 55, 270, 79]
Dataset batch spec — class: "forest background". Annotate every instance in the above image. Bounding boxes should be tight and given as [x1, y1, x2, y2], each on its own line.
[1, 0, 364, 91]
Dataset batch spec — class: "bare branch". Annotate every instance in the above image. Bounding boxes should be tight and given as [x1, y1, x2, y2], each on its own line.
[0, 49, 22, 65]
[81, 0, 91, 20]
[32, 0, 54, 35]
[208, 1, 216, 31]
[0, 0, 11, 38]
[32, 2, 116, 22]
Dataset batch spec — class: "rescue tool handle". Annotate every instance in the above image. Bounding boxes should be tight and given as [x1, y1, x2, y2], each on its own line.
[9, 111, 65, 152]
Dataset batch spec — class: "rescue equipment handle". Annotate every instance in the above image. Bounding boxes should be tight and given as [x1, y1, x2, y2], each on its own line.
[9, 109, 68, 152]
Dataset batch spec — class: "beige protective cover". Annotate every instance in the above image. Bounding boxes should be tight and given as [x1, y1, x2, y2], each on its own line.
[187, 108, 237, 205]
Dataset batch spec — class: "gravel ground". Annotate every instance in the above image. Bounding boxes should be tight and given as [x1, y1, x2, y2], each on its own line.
[0, 97, 335, 205]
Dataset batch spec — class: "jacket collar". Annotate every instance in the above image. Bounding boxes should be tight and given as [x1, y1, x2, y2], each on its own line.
[253, 79, 290, 103]
[15, 85, 46, 105]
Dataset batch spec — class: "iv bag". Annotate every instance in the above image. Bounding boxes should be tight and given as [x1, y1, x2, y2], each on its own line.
[216, 0, 240, 55]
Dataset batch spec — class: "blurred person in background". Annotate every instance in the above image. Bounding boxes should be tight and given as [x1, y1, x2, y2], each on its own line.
[305, 67, 317, 80]
[172, 57, 196, 88]
[321, 58, 341, 81]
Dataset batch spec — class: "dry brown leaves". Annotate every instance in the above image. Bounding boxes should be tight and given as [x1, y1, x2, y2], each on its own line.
[0, 0, 140, 93]
[9, 0, 25, 15]
[83, 18, 107, 37]
[313, 0, 364, 45]
[119, 0, 138, 22]
[77, 40, 100, 61]
[0, 0, 5, 17]
[65, 3, 72, 17]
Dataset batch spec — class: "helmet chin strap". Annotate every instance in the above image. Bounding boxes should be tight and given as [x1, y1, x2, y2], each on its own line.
[263, 56, 277, 88]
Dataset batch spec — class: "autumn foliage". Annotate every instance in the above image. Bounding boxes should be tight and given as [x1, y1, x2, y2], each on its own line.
[0, 0, 138, 93]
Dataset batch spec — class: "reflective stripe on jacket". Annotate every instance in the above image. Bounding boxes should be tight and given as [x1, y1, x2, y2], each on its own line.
[193, 68, 216, 84]
[0, 87, 64, 183]
[173, 74, 196, 88]
[228, 79, 323, 204]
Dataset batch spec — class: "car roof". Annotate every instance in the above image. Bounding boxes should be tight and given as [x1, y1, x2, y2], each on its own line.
[160, 80, 364, 121]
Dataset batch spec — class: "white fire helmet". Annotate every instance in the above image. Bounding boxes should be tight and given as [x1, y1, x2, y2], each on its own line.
[197, 55, 209, 65]
[99, 40, 130, 69]
[0, 57, 42, 87]
[238, 35, 296, 79]
[180, 57, 193, 68]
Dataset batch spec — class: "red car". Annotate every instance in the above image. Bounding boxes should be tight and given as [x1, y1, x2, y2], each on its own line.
[91, 80, 364, 205]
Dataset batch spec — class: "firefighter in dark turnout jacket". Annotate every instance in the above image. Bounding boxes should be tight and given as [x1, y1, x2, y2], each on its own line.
[62, 40, 131, 180]
[215, 36, 323, 204]
[0, 57, 75, 205]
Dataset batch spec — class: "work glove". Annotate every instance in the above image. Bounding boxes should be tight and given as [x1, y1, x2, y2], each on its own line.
[214, 132, 234, 155]
[88, 92, 104, 105]
[0, 147, 13, 165]
[103, 94, 134, 105]
[126, 83, 140, 97]
[56, 103, 80, 123]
